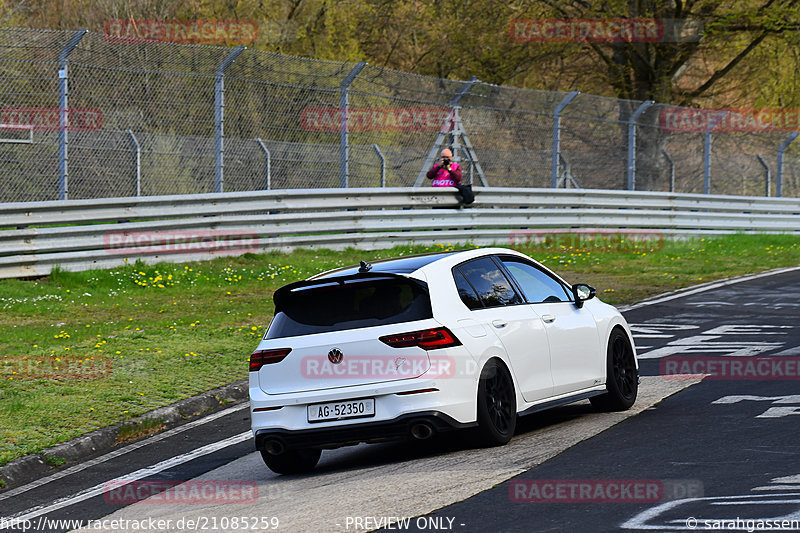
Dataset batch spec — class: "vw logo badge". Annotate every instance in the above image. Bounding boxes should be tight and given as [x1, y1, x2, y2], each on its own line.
[328, 348, 344, 365]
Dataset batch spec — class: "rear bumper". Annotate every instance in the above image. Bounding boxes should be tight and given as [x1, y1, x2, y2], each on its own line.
[254, 411, 476, 451]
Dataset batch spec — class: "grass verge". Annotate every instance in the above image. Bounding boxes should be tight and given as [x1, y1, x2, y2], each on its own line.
[1, 234, 799, 467]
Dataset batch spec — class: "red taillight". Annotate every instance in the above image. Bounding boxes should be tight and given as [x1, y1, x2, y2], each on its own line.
[249, 348, 291, 371]
[379, 327, 461, 350]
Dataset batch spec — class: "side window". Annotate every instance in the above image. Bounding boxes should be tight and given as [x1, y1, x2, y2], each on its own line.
[453, 268, 483, 310]
[457, 257, 522, 308]
[501, 258, 572, 303]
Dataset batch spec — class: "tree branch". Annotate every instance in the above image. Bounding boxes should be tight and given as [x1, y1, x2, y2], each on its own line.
[682, 31, 769, 99]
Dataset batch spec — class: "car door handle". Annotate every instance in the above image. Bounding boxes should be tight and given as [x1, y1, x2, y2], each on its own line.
[492, 319, 507, 328]
[541, 314, 556, 323]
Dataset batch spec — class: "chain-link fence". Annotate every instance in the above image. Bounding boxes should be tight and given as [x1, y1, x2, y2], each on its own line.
[2, 27, 799, 203]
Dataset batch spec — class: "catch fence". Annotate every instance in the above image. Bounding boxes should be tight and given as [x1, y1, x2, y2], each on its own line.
[1, 27, 799, 202]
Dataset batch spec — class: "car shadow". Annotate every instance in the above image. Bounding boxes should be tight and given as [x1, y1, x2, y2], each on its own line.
[310, 400, 598, 474]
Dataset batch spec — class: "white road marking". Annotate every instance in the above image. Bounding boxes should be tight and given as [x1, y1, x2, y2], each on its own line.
[7, 431, 251, 522]
[757, 407, 800, 418]
[712, 395, 800, 419]
[775, 346, 800, 356]
[755, 474, 800, 490]
[620, 265, 800, 312]
[0, 403, 249, 502]
[636, 323, 791, 359]
[623, 475, 800, 529]
[638, 335, 784, 359]
[622, 493, 800, 530]
[703, 325, 793, 335]
[712, 395, 800, 405]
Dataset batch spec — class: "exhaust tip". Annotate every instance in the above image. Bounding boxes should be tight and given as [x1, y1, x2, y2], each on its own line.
[410, 422, 434, 440]
[263, 439, 285, 455]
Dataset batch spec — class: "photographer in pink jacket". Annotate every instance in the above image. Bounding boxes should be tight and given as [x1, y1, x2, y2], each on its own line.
[426, 148, 462, 187]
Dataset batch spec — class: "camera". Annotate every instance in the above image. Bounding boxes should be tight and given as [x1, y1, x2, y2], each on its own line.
[441, 157, 451, 167]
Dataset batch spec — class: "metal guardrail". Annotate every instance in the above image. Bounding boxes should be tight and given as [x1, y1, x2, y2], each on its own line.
[2, 187, 800, 279]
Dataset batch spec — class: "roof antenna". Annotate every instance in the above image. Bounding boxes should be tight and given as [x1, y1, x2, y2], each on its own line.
[359, 260, 372, 273]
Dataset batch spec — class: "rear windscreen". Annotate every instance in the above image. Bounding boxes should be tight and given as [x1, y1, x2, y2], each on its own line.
[266, 277, 432, 339]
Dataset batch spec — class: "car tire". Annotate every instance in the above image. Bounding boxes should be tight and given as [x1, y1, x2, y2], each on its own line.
[590, 328, 638, 412]
[260, 448, 321, 475]
[475, 359, 516, 446]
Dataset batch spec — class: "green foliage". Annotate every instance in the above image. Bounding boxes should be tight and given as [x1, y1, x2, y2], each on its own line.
[43, 455, 67, 467]
[6, 0, 799, 107]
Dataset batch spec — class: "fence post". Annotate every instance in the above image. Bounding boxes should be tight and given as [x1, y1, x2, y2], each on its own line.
[255, 138, 271, 190]
[703, 111, 729, 194]
[339, 61, 367, 188]
[214, 46, 245, 194]
[126, 130, 141, 196]
[627, 100, 654, 191]
[552, 91, 579, 188]
[57, 29, 87, 201]
[777, 132, 799, 198]
[661, 149, 675, 192]
[372, 144, 385, 187]
[756, 155, 770, 197]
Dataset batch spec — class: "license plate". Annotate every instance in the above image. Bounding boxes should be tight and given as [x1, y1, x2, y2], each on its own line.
[307, 398, 375, 423]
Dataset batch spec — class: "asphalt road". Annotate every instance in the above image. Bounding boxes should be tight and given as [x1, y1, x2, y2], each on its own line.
[1, 267, 798, 533]
[384, 267, 800, 532]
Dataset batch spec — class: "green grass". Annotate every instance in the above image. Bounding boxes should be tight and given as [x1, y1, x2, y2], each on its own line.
[1, 234, 799, 467]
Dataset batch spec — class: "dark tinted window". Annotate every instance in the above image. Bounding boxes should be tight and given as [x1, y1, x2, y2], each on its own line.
[316, 252, 458, 277]
[267, 277, 432, 338]
[501, 258, 571, 303]
[453, 268, 483, 310]
[458, 257, 522, 308]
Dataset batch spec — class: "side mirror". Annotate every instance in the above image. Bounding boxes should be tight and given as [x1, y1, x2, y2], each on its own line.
[572, 283, 596, 308]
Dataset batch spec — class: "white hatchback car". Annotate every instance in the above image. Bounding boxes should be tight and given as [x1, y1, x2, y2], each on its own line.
[249, 247, 638, 474]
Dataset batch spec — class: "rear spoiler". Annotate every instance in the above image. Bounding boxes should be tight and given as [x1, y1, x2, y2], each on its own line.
[272, 272, 428, 312]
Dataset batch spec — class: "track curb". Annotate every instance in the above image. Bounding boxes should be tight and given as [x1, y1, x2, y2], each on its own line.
[0, 379, 248, 491]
